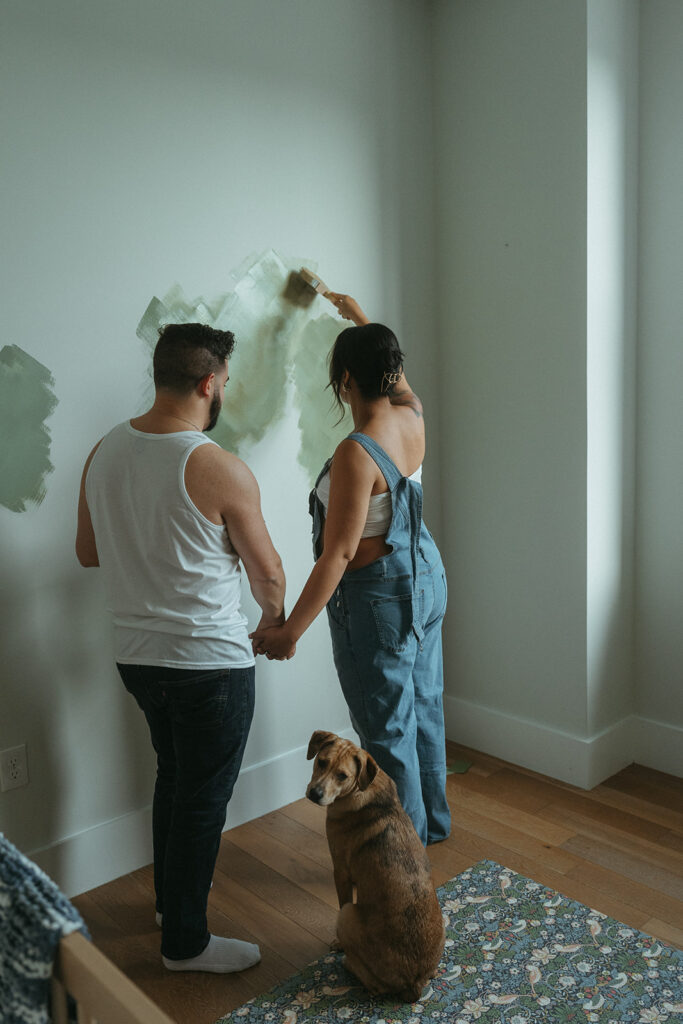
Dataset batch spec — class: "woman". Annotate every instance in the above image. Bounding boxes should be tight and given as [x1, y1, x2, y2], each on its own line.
[251, 293, 450, 845]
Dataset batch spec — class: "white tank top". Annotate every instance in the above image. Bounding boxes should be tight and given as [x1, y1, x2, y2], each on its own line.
[315, 463, 422, 538]
[85, 422, 254, 669]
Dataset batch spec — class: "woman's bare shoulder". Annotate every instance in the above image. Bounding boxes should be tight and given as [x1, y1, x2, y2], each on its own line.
[389, 384, 423, 418]
[331, 437, 378, 481]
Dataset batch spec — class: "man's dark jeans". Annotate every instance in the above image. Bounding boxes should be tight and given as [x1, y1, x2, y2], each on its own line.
[117, 663, 255, 960]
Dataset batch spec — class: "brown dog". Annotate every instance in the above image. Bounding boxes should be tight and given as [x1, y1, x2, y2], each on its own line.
[306, 730, 445, 1002]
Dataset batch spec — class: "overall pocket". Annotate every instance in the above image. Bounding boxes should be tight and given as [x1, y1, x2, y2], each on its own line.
[371, 592, 420, 653]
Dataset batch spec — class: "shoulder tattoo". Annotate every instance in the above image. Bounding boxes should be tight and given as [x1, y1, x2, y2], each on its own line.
[389, 388, 423, 419]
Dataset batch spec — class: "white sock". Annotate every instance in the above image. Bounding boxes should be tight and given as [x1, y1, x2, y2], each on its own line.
[162, 934, 261, 973]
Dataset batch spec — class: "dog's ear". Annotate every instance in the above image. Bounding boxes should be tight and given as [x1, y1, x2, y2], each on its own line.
[307, 730, 336, 760]
[355, 751, 379, 791]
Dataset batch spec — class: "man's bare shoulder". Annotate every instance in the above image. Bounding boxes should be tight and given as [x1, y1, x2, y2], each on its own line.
[191, 441, 247, 471]
[187, 442, 259, 498]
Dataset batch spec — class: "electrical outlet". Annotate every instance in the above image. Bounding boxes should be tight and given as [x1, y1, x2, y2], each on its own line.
[0, 744, 29, 791]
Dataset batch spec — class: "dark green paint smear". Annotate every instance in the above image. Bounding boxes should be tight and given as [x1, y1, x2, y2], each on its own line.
[0, 345, 58, 513]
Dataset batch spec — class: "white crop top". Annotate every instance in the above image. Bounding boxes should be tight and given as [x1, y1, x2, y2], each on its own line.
[316, 464, 422, 538]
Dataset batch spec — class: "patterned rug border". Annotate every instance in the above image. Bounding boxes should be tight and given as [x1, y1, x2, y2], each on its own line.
[217, 858, 683, 1024]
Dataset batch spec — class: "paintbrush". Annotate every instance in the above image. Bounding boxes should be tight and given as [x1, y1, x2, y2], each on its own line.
[282, 266, 331, 308]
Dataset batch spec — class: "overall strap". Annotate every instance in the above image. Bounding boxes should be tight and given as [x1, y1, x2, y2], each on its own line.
[313, 456, 333, 489]
[346, 433, 425, 644]
[345, 432, 403, 489]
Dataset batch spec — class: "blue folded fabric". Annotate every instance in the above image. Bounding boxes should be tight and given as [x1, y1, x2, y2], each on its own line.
[0, 833, 89, 1024]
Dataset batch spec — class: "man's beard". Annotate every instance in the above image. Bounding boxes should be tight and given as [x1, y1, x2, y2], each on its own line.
[206, 389, 222, 432]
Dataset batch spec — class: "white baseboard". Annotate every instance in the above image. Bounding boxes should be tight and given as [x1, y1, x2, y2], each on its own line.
[30, 808, 155, 900]
[444, 695, 681, 789]
[30, 729, 354, 899]
[631, 715, 683, 778]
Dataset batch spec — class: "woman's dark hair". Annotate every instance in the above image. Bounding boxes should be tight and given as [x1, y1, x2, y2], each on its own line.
[153, 322, 236, 394]
[328, 322, 404, 418]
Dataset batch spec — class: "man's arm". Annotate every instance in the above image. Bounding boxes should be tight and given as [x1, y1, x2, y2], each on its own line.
[75, 442, 102, 567]
[226, 466, 286, 627]
[186, 445, 286, 627]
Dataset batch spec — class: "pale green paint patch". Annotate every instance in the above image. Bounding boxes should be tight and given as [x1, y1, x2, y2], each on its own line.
[292, 315, 349, 482]
[209, 250, 304, 453]
[0, 345, 58, 513]
[136, 249, 345, 481]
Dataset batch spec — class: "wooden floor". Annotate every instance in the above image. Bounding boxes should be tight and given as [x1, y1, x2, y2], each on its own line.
[72, 742, 683, 1024]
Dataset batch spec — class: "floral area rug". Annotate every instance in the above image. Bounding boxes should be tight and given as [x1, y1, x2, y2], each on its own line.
[217, 859, 683, 1024]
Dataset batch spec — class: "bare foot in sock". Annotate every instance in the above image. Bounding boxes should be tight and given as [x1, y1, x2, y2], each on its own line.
[162, 934, 261, 973]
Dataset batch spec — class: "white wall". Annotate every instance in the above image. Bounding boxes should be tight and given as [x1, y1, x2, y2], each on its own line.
[636, 0, 683, 739]
[586, 0, 638, 736]
[432, 0, 680, 787]
[433, 0, 593, 752]
[0, 0, 438, 895]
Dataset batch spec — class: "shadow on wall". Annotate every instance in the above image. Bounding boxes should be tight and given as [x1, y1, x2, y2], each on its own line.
[0, 554, 153, 869]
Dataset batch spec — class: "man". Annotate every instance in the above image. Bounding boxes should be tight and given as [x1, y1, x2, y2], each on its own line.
[76, 322, 287, 973]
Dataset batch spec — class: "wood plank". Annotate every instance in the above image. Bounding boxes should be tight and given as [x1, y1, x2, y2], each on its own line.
[608, 763, 683, 794]
[587, 783, 683, 835]
[71, 892, 130, 943]
[209, 862, 329, 967]
[446, 800, 580, 874]
[454, 751, 683, 831]
[565, 855, 683, 926]
[601, 771, 683, 813]
[279, 796, 328, 836]
[447, 777, 575, 845]
[659, 829, 683, 854]
[540, 804, 683, 875]
[450, 765, 555, 814]
[562, 833, 683, 903]
[227, 820, 338, 908]
[81, 871, 157, 939]
[250, 809, 333, 870]
[430, 863, 460, 888]
[495, 769, 671, 841]
[216, 838, 337, 944]
[426, 840, 476, 880]
[641, 918, 683, 950]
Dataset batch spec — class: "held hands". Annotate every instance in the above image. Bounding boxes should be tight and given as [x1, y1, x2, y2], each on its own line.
[325, 292, 369, 326]
[249, 621, 297, 661]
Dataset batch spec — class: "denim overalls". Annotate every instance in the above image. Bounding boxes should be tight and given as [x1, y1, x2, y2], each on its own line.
[310, 431, 451, 845]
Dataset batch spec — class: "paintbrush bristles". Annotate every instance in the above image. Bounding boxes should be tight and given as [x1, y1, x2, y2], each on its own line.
[282, 267, 330, 308]
[282, 270, 317, 307]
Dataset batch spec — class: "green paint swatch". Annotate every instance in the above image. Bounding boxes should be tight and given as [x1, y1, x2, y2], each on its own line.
[292, 314, 349, 482]
[0, 345, 58, 513]
[136, 249, 347, 482]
